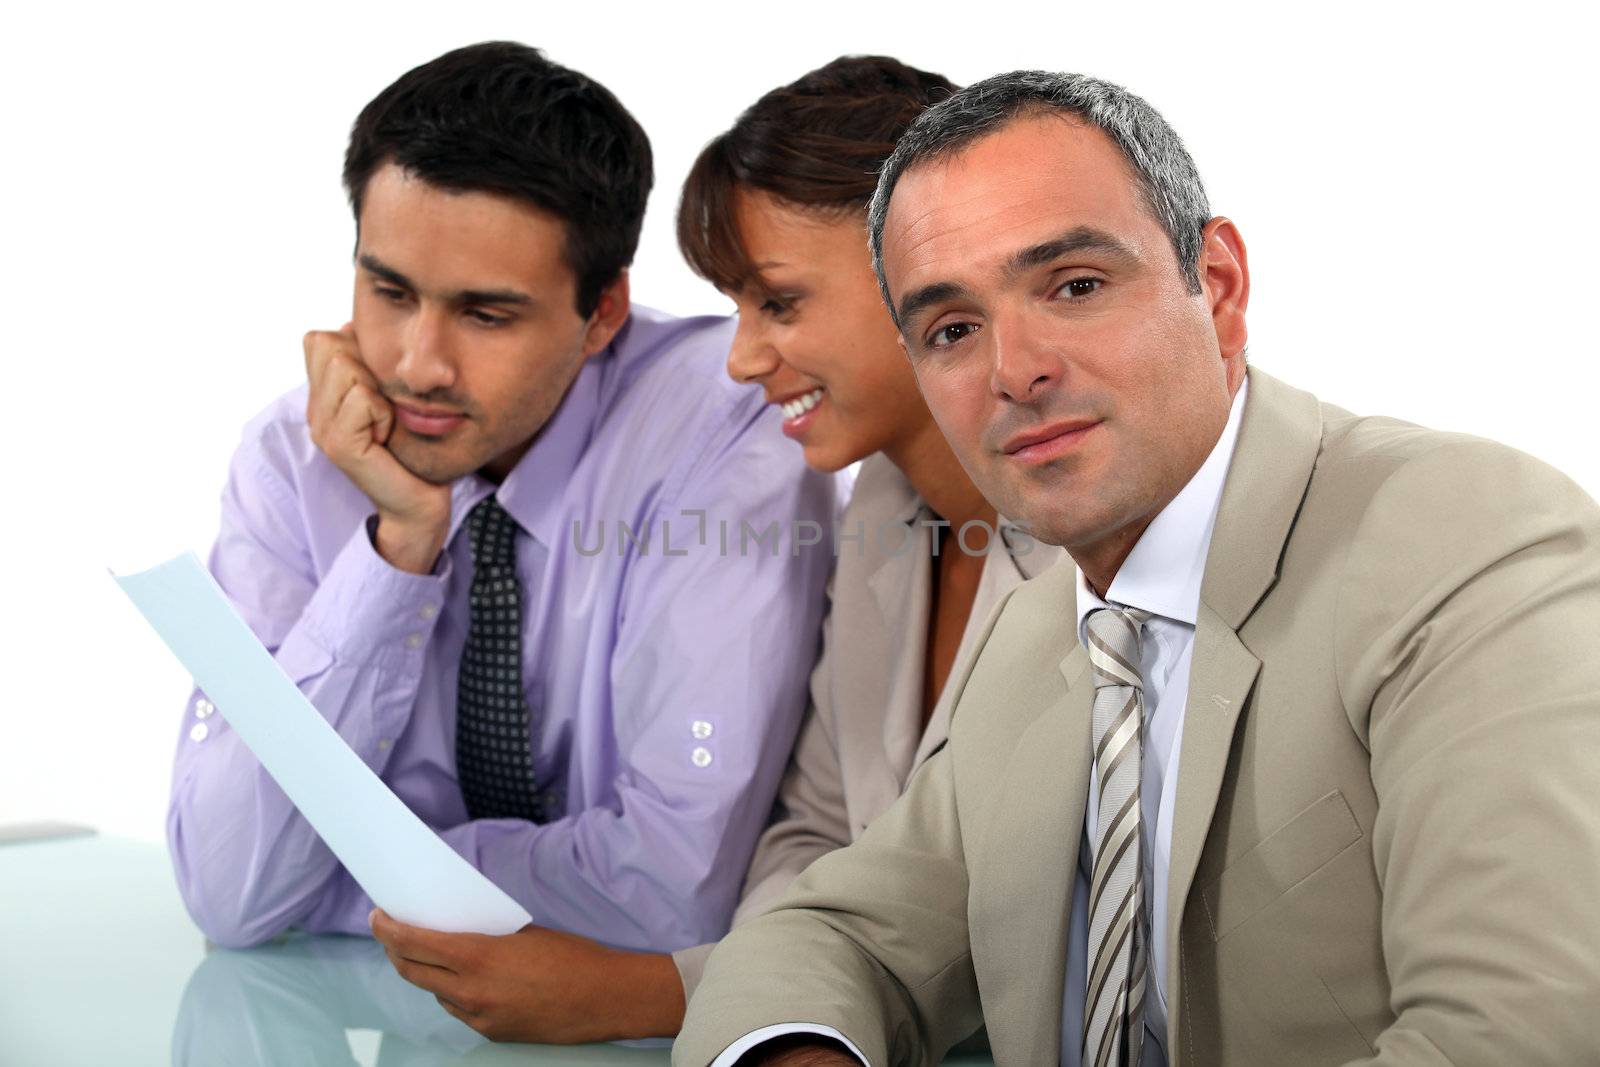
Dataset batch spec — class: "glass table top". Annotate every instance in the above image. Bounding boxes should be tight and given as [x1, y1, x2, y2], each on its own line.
[0, 833, 993, 1066]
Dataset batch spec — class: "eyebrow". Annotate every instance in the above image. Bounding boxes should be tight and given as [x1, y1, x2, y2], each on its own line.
[357, 254, 533, 307]
[894, 226, 1141, 332]
[1005, 226, 1141, 279]
[896, 281, 974, 332]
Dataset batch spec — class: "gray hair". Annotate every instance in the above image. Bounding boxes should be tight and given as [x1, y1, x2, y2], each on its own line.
[866, 70, 1212, 321]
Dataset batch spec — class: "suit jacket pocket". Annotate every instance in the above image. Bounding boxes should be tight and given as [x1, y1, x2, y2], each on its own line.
[1201, 789, 1363, 942]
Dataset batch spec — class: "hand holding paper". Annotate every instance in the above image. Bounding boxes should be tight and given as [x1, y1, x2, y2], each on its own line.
[116, 552, 532, 936]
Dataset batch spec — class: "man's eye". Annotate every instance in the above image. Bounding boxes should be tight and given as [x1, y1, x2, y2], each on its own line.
[1059, 277, 1102, 300]
[928, 322, 978, 349]
[466, 308, 509, 327]
[376, 285, 410, 304]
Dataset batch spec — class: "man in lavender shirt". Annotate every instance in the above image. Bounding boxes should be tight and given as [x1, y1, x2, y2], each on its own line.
[167, 42, 834, 963]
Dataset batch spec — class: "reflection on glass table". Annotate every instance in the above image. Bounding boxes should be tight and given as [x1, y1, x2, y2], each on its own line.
[174, 934, 674, 1066]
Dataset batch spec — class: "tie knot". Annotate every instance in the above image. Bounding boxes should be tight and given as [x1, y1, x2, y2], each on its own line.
[1084, 606, 1150, 691]
[466, 496, 519, 568]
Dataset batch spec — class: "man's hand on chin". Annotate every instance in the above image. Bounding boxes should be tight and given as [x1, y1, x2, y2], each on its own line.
[303, 325, 450, 575]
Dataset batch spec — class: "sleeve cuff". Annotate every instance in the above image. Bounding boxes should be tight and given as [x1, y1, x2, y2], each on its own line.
[297, 518, 451, 665]
[672, 941, 716, 1002]
[708, 1023, 870, 1067]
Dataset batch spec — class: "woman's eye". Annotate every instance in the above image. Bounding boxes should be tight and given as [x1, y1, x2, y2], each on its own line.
[759, 298, 792, 317]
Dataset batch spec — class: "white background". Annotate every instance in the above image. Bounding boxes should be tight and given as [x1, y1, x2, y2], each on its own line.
[2, 0, 1594, 845]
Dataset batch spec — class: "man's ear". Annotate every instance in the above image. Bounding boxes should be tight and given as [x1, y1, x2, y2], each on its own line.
[1199, 217, 1249, 362]
[581, 270, 632, 357]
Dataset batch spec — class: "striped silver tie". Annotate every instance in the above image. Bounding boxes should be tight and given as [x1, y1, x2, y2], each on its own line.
[1083, 606, 1152, 1067]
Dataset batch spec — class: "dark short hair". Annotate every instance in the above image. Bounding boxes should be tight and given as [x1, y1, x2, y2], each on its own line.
[867, 71, 1212, 319]
[677, 55, 957, 295]
[343, 41, 652, 318]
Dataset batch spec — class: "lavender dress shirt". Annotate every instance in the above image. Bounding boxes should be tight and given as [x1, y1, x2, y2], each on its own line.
[168, 306, 835, 952]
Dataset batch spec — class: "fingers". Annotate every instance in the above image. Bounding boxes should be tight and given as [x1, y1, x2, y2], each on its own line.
[303, 329, 381, 443]
[436, 994, 489, 1036]
[369, 388, 394, 446]
[373, 918, 472, 1007]
[437, 995, 519, 1043]
[329, 377, 393, 454]
[304, 328, 395, 463]
[370, 910, 479, 971]
[303, 327, 367, 392]
[371, 908, 428, 958]
[387, 946, 466, 1004]
[369, 908, 402, 948]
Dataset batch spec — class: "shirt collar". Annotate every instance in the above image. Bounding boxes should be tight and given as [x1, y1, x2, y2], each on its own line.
[448, 344, 609, 551]
[1075, 377, 1249, 636]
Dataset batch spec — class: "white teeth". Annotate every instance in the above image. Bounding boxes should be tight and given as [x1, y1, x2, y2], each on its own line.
[781, 388, 825, 419]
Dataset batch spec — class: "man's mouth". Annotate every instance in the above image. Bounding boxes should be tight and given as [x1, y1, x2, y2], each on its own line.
[1000, 418, 1102, 462]
[393, 403, 467, 437]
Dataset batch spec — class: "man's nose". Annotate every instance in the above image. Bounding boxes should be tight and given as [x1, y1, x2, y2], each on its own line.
[726, 314, 781, 385]
[395, 304, 458, 396]
[988, 309, 1060, 403]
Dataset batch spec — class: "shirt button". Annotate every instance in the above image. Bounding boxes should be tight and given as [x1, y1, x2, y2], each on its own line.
[405, 633, 423, 650]
[194, 698, 214, 719]
[691, 746, 713, 769]
[189, 722, 209, 743]
[691, 720, 713, 740]
[419, 604, 438, 621]
[377, 738, 392, 752]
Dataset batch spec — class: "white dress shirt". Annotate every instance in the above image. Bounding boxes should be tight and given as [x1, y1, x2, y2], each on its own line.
[709, 380, 1248, 1067]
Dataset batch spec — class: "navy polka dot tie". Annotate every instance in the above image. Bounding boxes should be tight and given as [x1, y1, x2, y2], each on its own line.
[456, 496, 545, 823]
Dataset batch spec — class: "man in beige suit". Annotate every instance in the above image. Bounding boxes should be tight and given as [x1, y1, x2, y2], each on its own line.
[675, 71, 1600, 1067]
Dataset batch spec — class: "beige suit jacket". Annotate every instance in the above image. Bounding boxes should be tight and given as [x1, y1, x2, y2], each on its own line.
[674, 454, 1061, 991]
[676, 369, 1600, 1066]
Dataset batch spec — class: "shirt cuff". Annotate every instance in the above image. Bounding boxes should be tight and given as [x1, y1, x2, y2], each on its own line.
[297, 517, 451, 665]
[708, 1023, 870, 1067]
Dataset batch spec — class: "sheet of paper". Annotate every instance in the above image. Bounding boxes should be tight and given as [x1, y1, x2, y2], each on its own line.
[115, 552, 533, 936]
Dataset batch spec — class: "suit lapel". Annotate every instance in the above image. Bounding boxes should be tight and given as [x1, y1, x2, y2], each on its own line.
[978, 640, 1094, 1063]
[1193, 370, 1325, 631]
[865, 519, 933, 791]
[1163, 369, 1325, 1054]
[838, 456, 930, 819]
[952, 559, 1081, 1063]
[1163, 609, 1259, 1012]
[914, 531, 1067, 771]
